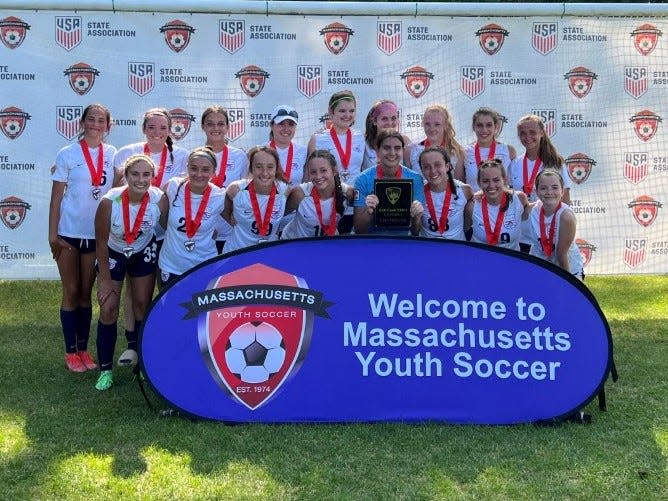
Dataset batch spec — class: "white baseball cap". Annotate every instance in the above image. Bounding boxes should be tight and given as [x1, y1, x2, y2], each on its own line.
[271, 105, 298, 124]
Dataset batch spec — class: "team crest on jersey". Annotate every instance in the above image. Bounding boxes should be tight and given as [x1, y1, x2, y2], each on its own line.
[628, 195, 662, 227]
[297, 65, 322, 98]
[169, 108, 195, 140]
[575, 239, 596, 267]
[188, 263, 331, 410]
[377, 21, 401, 55]
[236, 65, 270, 98]
[460, 66, 485, 99]
[0, 106, 31, 140]
[624, 67, 648, 99]
[55, 16, 81, 51]
[226, 108, 245, 141]
[0, 16, 30, 49]
[319, 113, 333, 130]
[0, 196, 31, 230]
[631, 24, 662, 56]
[623, 238, 647, 268]
[475, 23, 509, 56]
[400, 66, 434, 98]
[564, 67, 597, 98]
[219, 19, 245, 54]
[320, 22, 354, 55]
[531, 109, 557, 137]
[565, 153, 596, 185]
[128, 62, 155, 96]
[532, 22, 558, 55]
[160, 19, 195, 53]
[64, 62, 99, 95]
[630, 110, 662, 142]
[623, 152, 649, 185]
[56, 106, 83, 140]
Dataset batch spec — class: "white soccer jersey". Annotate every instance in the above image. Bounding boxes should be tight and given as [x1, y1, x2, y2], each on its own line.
[53, 141, 117, 239]
[212, 145, 249, 242]
[112, 141, 188, 188]
[314, 128, 365, 185]
[407, 141, 461, 177]
[471, 191, 525, 250]
[104, 186, 163, 255]
[269, 141, 307, 186]
[419, 180, 469, 240]
[281, 182, 348, 239]
[463, 142, 513, 192]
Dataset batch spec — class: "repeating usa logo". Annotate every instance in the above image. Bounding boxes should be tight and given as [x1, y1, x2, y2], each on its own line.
[630, 23, 662, 56]
[531, 109, 557, 137]
[219, 19, 245, 54]
[623, 152, 649, 185]
[64, 62, 99, 96]
[475, 23, 509, 55]
[169, 108, 195, 140]
[624, 67, 648, 99]
[377, 21, 401, 55]
[629, 110, 662, 142]
[565, 153, 596, 185]
[623, 238, 647, 268]
[0, 106, 31, 139]
[56, 106, 83, 140]
[564, 66, 597, 98]
[0, 16, 30, 49]
[160, 19, 195, 53]
[297, 65, 321, 99]
[628, 195, 662, 227]
[400, 66, 434, 98]
[128, 62, 155, 97]
[226, 108, 245, 142]
[460, 66, 485, 99]
[236, 65, 270, 98]
[0, 196, 31, 229]
[55, 16, 82, 51]
[320, 22, 354, 55]
[532, 22, 558, 55]
[575, 238, 596, 267]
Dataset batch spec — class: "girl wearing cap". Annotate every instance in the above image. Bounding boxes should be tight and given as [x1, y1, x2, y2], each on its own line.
[268, 105, 307, 187]
[362, 99, 411, 170]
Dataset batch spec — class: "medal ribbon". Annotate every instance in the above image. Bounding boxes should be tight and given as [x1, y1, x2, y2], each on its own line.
[248, 181, 277, 237]
[211, 145, 229, 188]
[144, 143, 168, 187]
[121, 189, 149, 246]
[424, 185, 452, 235]
[522, 156, 542, 196]
[311, 186, 337, 236]
[330, 128, 352, 175]
[375, 164, 402, 179]
[481, 192, 508, 245]
[474, 141, 497, 167]
[540, 203, 561, 258]
[79, 139, 104, 187]
[270, 140, 294, 182]
[184, 182, 212, 239]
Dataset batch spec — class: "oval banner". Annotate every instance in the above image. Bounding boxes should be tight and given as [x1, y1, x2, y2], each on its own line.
[141, 237, 613, 424]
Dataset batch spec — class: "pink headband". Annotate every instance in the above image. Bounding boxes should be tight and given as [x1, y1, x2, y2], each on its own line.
[373, 102, 398, 119]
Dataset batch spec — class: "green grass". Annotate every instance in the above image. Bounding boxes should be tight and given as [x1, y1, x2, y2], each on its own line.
[1, 276, 667, 500]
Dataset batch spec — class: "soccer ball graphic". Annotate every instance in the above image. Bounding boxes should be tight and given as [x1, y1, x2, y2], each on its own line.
[224, 321, 286, 384]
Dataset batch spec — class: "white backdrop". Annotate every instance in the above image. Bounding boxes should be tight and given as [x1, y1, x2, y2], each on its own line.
[0, 1, 667, 277]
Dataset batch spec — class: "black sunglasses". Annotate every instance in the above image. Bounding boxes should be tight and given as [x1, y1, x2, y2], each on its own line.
[274, 108, 298, 119]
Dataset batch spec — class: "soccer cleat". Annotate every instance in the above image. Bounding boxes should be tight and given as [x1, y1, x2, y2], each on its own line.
[65, 353, 86, 373]
[95, 370, 114, 391]
[117, 349, 138, 368]
[77, 351, 98, 370]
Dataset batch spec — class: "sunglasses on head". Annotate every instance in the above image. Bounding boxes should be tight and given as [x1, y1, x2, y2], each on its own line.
[479, 158, 503, 168]
[275, 108, 298, 119]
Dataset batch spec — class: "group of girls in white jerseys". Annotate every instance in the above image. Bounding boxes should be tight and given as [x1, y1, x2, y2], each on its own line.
[49, 95, 581, 391]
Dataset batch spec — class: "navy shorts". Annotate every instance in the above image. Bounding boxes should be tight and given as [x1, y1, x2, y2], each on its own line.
[98, 238, 158, 281]
[60, 235, 96, 254]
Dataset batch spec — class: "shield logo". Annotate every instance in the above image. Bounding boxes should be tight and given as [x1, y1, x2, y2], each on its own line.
[0, 196, 31, 230]
[631, 24, 662, 56]
[377, 21, 401, 55]
[56, 106, 83, 140]
[623, 152, 649, 185]
[531, 109, 557, 137]
[55, 16, 81, 51]
[575, 239, 596, 267]
[630, 110, 662, 142]
[160, 19, 195, 53]
[386, 187, 402, 205]
[628, 195, 662, 227]
[564, 67, 597, 98]
[226, 108, 245, 142]
[320, 22, 354, 55]
[496, 113, 508, 137]
[197, 263, 322, 410]
[0, 16, 30, 49]
[64, 62, 99, 96]
[475, 23, 509, 56]
[319, 113, 333, 130]
[532, 22, 558, 55]
[460, 66, 485, 99]
[0, 106, 31, 140]
[128, 62, 155, 97]
[219, 19, 245, 54]
[400, 66, 434, 99]
[297, 65, 322, 99]
[624, 67, 648, 99]
[623, 238, 647, 268]
[235, 65, 270, 98]
[169, 108, 195, 140]
[565, 153, 596, 185]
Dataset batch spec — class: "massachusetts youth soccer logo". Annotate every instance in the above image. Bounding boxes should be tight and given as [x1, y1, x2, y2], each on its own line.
[297, 65, 322, 99]
[0, 106, 31, 140]
[0, 196, 31, 230]
[631, 23, 662, 56]
[564, 66, 597, 98]
[169, 108, 195, 140]
[55, 16, 82, 51]
[532, 22, 558, 55]
[624, 67, 648, 99]
[56, 106, 83, 140]
[624, 238, 647, 268]
[475, 23, 509, 55]
[623, 152, 649, 185]
[630, 110, 662, 142]
[64, 62, 99, 96]
[576, 239, 596, 267]
[236, 65, 269, 98]
[565, 153, 596, 185]
[128, 62, 155, 97]
[320, 22, 354, 55]
[184, 263, 332, 410]
[400, 66, 434, 98]
[226, 108, 245, 142]
[0, 16, 30, 49]
[160, 19, 195, 53]
[219, 19, 245, 54]
[628, 195, 662, 227]
[460, 66, 485, 99]
[377, 21, 401, 55]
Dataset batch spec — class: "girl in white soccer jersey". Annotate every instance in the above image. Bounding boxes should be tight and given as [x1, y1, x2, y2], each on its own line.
[411, 146, 473, 240]
[362, 99, 411, 170]
[281, 150, 354, 239]
[267, 104, 307, 187]
[307, 90, 365, 234]
[222, 146, 290, 253]
[200, 105, 249, 254]
[93, 155, 167, 390]
[468, 159, 531, 250]
[508, 114, 572, 252]
[158, 148, 226, 288]
[529, 169, 584, 278]
[405, 104, 465, 182]
[464, 107, 516, 192]
[49, 103, 116, 373]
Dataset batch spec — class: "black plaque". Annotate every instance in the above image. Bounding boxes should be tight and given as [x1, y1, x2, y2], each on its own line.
[373, 179, 413, 228]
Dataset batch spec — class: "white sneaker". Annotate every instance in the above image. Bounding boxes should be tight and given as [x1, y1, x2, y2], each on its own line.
[117, 349, 138, 367]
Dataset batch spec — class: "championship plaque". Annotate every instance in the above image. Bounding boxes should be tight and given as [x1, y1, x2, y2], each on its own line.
[373, 179, 413, 228]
